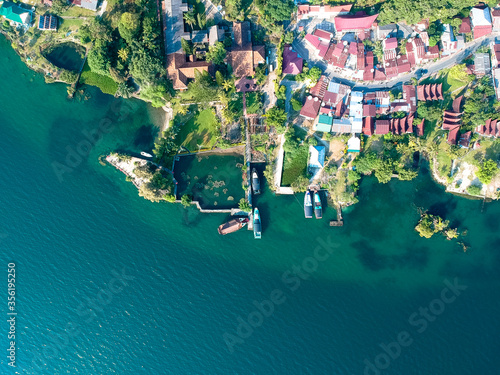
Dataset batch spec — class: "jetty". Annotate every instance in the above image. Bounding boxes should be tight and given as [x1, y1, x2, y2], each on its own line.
[330, 204, 344, 227]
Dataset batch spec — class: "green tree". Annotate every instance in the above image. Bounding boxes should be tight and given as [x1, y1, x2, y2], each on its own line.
[264, 106, 287, 133]
[284, 31, 294, 44]
[181, 194, 192, 207]
[183, 10, 197, 30]
[181, 38, 194, 55]
[291, 175, 309, 193]
[118, 12, 141, 42]
[476, 159, 498, 185]
[238, 198, 251, 212]
[261, 0, 295, 22]
[206, 42, 226, 65]
[415, 214, 436, 238]
[87, 43, 111, 77]
[467, 184, 482, 195]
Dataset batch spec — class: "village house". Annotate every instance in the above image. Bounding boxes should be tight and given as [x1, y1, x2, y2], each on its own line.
[474, 52, 491, 76]
[297, 3, 352, 21]
[0, 1, 32, 26]
[470, 5, 492, 39]
[334, 14, 378, 34]
[308, 145, 326, 180]
[283, 45, 303, 75]
[300, 96, 322, 120]
[227, 22, 265, 78]
[441, 24, 458, 56]
[167, 53, 213, 91]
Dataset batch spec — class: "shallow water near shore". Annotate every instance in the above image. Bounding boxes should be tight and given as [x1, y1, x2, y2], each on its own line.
[1, 35, 500, 374]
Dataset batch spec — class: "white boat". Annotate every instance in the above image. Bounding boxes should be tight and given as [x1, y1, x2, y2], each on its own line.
[141, 152, 153, 158]
[304, 191, 313, 219]
[253, 208, 262, 239]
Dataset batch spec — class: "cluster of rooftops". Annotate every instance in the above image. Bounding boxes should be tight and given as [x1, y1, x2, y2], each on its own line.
[293, 4, 500, 82]
[299, 76, 427, 138]
[167, 21, 266, 90]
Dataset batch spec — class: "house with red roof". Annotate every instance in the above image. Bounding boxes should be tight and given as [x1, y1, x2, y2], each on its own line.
[491, 43, 500, 67]
[375, 119, 390, 135]
[403, 84, 417, 113]
[313, 29, 333, 42]
[459, 17, 472, 33]
[334, 14, 378, 33]
[426, 45, 440, 59]
[363, 104, 376, 117]
[362, 117, 374, 135]
[397, 55, 411, 74]
[297, 3, 352, 20]
[447, 126, 461, 145]
[406, 37, 426, 65]
[300, 96, 322, 120]
[492, 8, 500, 31]
[459, 131, 472, 148]
[415, 119, 425, 137]
[471, 6, 492, 39]
[384, 58, 399, 78]
[309, 75, 329, 99]
[304, 34, 321, 49]
[283, 46, 303, 75]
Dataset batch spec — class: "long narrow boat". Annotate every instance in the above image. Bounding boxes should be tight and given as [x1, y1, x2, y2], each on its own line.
[252, 168, 261, 195]
[218, 217, 249, 235]
[253, 208, 262, 239]
[304, 191, 313, 219]
[314, 192, 323, 219]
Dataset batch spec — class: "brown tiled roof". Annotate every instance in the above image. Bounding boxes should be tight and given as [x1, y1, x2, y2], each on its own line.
[363, 104, 376, 117]
[415, 118, 425, 137]
[300, 96, 321, 119]
[417, 85, 425, 100]
[459, 131, 471, 148]
[253, 45, 265, 65]
[310, 75, 329, 99]
[447, 126, 460, 145]
[167, 53, 212, 90]
[228, 49, 254, 77]
[375, 119, 390, 134]
[362, 116, 374, 135]
[233, 21, 251, 49]
[452, 95, 463, 113]
[437, 83, 443, 100]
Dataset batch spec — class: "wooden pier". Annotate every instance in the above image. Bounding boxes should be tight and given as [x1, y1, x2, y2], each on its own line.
[330, 204, 344, 227]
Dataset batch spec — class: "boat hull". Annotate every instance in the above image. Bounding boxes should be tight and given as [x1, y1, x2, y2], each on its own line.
[218, 218, 249, 235]
[252, 168, 261, 195]
[304, 191, 313, 219]
[314, 192, 323, 219]
[253, 208, 262, 239]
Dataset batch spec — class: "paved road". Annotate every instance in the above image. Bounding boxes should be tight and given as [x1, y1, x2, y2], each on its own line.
[292, 34, 500, 91]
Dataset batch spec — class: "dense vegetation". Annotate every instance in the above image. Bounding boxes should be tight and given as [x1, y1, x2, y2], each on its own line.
[79, 0, 171, 102]
[415, 213, 458, 240]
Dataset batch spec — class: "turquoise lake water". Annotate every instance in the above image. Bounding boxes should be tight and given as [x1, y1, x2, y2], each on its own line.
[1, 35, 500, 374]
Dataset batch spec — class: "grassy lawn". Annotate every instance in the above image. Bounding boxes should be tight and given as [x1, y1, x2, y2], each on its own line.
[282, 147, 308, 186]
[79, 61, 118, 96]
[436, 145, 452, 178]
[245, 92, 262, 115]
[59, 18, 84, 31]
[61, 6, 96, 17]
[175, 108, 219, 151]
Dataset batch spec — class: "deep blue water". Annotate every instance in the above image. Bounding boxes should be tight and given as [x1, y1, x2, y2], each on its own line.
[1, 35, 500, 375]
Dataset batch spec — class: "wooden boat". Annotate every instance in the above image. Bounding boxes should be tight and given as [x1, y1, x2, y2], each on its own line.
[218, 217, 249, 235]
[252, 168, 261, 195]
[253, 208, 262, 239]
[314, 192, 322, 219]
[304, 191, 313, 219]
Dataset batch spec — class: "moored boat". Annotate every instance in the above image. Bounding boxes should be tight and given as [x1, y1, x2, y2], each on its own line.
[252, 168, 261, 195]
[253, 208, 262, 239]
[140, 151, 153, 158]
[218, 217, 249, 235]
[314, 192, 322, 219]
[304, 191, 313, 219]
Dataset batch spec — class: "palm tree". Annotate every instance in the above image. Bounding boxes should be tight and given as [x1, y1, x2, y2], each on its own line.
[183, 11, 196, 30]
[222, 79, 234, 92]
[118, 48, 129, 62]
